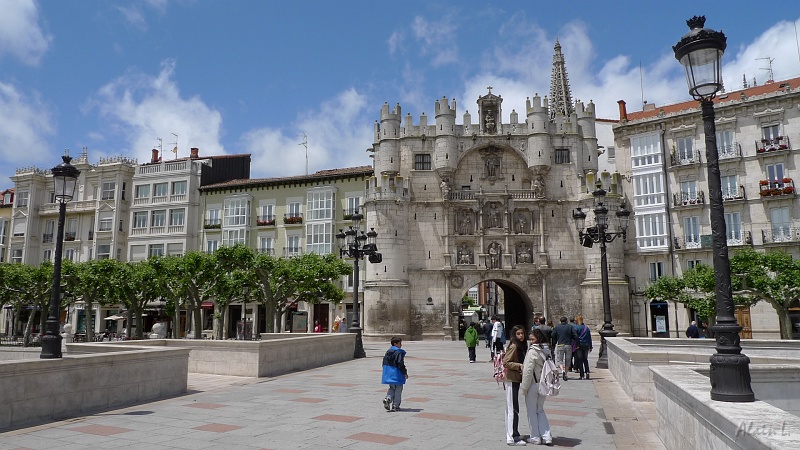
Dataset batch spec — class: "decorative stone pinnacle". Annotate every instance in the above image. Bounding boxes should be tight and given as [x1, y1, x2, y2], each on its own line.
[686, 16, 706, 29]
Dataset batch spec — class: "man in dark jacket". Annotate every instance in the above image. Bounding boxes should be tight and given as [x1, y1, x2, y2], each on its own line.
[686, 321, 701, 338]
[482, 320, 493, 349]
[551, 316, 577, 380]
[381, 337, 408, 412]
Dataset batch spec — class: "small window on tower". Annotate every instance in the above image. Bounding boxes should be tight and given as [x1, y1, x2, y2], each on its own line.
[414, 153, 432, 170]
[555, 149, 570, 164]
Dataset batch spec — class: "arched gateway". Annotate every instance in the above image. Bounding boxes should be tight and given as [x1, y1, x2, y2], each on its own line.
[360, 43, 630, 341]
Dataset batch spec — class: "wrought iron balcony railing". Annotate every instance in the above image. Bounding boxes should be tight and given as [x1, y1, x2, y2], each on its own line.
[673, 190, 705, 207]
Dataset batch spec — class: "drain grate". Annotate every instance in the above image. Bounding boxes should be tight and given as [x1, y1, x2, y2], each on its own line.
[603, 421, 616, 435]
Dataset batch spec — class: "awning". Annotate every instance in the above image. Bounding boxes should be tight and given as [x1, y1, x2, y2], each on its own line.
[201, 301, 214, 309]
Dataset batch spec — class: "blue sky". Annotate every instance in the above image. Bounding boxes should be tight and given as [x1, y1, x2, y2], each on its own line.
[3, 1, 800, 187]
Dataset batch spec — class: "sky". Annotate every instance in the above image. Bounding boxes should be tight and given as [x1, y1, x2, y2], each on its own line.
[3, 0, 800, 187]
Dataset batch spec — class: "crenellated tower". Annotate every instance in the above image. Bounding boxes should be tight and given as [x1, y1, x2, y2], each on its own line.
[434, 96, 458, 178]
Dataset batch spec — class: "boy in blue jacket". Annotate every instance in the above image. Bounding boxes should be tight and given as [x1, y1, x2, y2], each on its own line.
[381, 337, 408, 412]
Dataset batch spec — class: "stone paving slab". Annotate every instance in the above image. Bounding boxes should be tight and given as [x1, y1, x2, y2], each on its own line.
[0, 340, 663, 449]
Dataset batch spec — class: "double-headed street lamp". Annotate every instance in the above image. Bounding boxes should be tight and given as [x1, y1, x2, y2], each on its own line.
[336, 212, 381, 359]
[572, 187, 630, 369]
[41, 155, 81, 359]
[673, 16, 754, 402]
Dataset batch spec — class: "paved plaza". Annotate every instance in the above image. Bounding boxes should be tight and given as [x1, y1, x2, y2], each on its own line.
[0, 340, 664, 449]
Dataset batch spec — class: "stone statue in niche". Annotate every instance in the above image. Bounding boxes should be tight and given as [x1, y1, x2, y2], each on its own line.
[458, 243, 474, 265]
[515, 212, 528, 234]
[440, 180, 450, 198]
[484, 109, 497, 134]
[486, 202, 501, 229]
[486, 155, 500, 178]
[458, 210, 473, 235]
[532, 175, 545, 198]
[517, 242, 532, 264]
[487, 242, 501, 269]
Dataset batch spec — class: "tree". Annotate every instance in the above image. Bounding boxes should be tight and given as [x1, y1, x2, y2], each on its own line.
[180, 251, 225, 339]
[210, 245, 255, 339]
[253, 253, 351, 332]
[730, 248, 800, 339]
[148, 255, 189, 338]
[0, 263, 32, 339]
[62, 259, 118, 342]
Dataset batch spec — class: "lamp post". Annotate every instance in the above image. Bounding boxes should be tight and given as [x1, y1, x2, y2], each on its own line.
[673, 16, 754, 402]
[572, 187, 630, 369]
[336, 212, 381, 359]
[41, 155, 80, 359]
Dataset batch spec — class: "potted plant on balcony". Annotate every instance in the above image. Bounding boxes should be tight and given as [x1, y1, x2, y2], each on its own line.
[784, 186, 795, 194]
[284, 216, 303, 225]
[782, 177, 792, 184]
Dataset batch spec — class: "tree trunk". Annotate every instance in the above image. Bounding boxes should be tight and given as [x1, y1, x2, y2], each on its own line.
[126, 309, 133, 339]
[214, 303, 225, 340]
[173, 305, 180, 338]
[39, 304, 47, 341]
[777, 306, 794, 340]
[193, 304, 202, 339]
[23, 310, 36, 347]
[264, 302, 276, 333]
[134, 306, 144, 340]
[85, 299, 95, 342]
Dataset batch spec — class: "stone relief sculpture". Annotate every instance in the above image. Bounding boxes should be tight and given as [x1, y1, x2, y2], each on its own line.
[515, 211, 528, 234]
[440, 180, 450, 198]
[458, 210, 473, 235]
[457, 243, 474, 265]
[484, 109, 497, 134]
[486, 155, 500, 177]
[487, 242, 501, 269]
[486, 202, 502, 229]
[517, 242, 532, 264]
[532, 175, 546, 198]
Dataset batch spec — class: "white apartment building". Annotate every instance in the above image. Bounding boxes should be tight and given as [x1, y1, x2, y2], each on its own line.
[0, 188, 13, 263]
[127, 148, 250, 261]
[614, 76, 800, 340]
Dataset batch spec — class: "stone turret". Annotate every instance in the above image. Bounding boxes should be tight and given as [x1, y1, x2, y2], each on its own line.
[374, 102, 402, 175]
[526, 93, 553, 171]
[434, 96, 457, 173]
[576, 99, 599, 175]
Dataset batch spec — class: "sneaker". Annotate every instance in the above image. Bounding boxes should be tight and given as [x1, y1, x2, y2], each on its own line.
[469, 360, 475, 363]
[506, 440, 527, 446]
[525, 437, 541, 445]
[383, 397, 391, 411]
[562, 372, 568, 381]
[543, 437, 553, 446]
[393, 405, 401, 411]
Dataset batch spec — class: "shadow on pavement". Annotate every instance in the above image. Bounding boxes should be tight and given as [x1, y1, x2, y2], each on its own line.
[552, 436, 583, 447]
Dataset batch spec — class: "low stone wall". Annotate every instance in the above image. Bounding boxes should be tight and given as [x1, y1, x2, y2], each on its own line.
[0, 345, 189, 431]
[0, 347, 42, 361]
[104, 333, 356, 377]
[607, 337, 800, 402]
[651, 366, 800, 450]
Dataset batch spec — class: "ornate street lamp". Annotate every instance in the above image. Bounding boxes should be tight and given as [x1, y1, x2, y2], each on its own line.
[41, 154, 80, 359]
[336, 211, 382, 359]
[572, 186, 630, 369]
[673, 16, 754, 402]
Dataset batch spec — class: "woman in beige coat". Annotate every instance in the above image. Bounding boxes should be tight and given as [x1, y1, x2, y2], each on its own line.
[502, 325, 527, 446]
[520, 328, 553, 445]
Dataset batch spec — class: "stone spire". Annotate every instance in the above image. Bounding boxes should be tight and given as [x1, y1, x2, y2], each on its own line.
[549, 39, 574, 120]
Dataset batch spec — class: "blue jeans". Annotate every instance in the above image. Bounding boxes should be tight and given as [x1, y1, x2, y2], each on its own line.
[386, 384, 404, 407]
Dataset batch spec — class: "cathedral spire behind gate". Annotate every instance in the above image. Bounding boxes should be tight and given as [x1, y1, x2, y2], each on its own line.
[549, 39, 574, 120]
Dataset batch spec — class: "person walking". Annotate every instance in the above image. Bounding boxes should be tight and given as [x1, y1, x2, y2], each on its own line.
[520, 328, 553, 446]
[313, 320, 322, 333]
[686, 320, 700, 338]
[551, 317, 577, 381]
[465, 322, 479, 362]
[502, 325, 528, 446]
[537, 317, 552, 348]
[381, 337, 408, 412]
[491, 316, 506, 360]
[483, 319, 494, 349]
[573, 315, 592, 380]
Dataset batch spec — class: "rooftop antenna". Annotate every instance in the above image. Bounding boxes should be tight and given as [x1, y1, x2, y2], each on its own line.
[156, 137, 163, 153]
[757, 57, 775, 83]
[639, 62, 645, 108]
[299, 133, 308, 175]
[170, 133, 179, 159]
[795, 21, 800, 68]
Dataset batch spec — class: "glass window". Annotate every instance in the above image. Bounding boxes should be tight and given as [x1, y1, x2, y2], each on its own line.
[307, 190, 333, 220]
[151, 210, 166, 227]
[414, 153, 432, 170]
[287, 235, 301, 256]
[16, 191, 29, 207]
[632, 173, 665, 207]
[260, 204, 274, 220]
[763, 124, 780, 140]
[133, 212, 148, 229]
[346, 196, 361, 215]
[171, 181, 187, 195]
[101, 182, 116, 200]
[135, 184, 150, 199]
[206, 239, 219, 253]
[606, 146, 615, 159]
[169, 208, 185, 226]
[11, 249, 23, 263]
[43, 220, 55, 243]
[636, 212, 668, 249]
[771, 207, 791, 240]
[206, 208, 221, 226]
[724, 212, 742, 241]
[555, 149, 570, 164]
[259, 236, 274, 254]
[716, 129, 734, 155]
[153, 183, 168, 198]
[687, 259, 702, 270]
[99, 217, 113, 232]
[649, 262, 664, 282]
[149, 244, 164, 258]
[630, 133, 662, 168]
[683, 216, 700, 246]
[43, 249, 52, 262]
[97, 244, 111, 260]
[2, 192, 11, 204]
[224, 198, 249, 226]
[223, 228, 246, 246]
[306, 222, 332, 254]
[766, 163, 785, 182]
[63, 248, 75, 262]
[675, 136, 694, 161]
[288, 201, 301, 218]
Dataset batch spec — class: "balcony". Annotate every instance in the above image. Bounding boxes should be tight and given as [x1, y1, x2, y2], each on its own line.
[342, 209, 360, 220]
[38, 200, 97, 215]
[131, 228, 148, 236]
[672, 191, 705, 208]
[256, 215, 276, 227]
[722, 186, 746, 203]
[759, 178, 795, 200]
[168, 225, 185, 234]
[42, 233, 53, 243]
[283, 213, 303, 225]
[64, 232, 77, 242]
[170, 194, 187, 203]
[762, 227, 800, 244]
[150, 226, 165, 234]
[258, 248, 275, 255]
[283, 247, 303, 257]
[727, 231, 752, 247]
[755, 136, 791, 155]
[88, 231, 93, 241]
[133, 197, 150, 205]
[670, 149, 702, 167]
[204, 219, 221, 230]
[718, 142, 742, 161]
[673, 235, 702, 250]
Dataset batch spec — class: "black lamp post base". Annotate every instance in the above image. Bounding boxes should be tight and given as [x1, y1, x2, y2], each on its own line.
[595, 328, 618, 369]
[40, 333, 63, 359]
[709, 352, 755, 402]
[351, 326, 366, 359]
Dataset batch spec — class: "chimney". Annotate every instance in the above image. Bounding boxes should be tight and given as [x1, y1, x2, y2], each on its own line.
[190, 147, 199, 158]
[151, 148, 159, 163]
[617, 100, 628, 122]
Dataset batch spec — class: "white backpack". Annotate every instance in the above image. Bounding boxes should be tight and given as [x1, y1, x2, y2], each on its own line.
[538, 356, 561, 397]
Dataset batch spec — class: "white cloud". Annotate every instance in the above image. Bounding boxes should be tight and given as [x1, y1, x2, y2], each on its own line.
[388, 30, 404, 56]
[411, 15, 459, 67]
[723, 18, 800, 88]
[117, 5, 147, 30]
[0, 82, 55, 182]
[241, 88, 374, 178]
[0, 0, 50, 65]
[87, 60, 225, 163]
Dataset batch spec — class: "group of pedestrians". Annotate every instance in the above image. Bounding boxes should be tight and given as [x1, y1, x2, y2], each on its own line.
[539, 315, 593, 381]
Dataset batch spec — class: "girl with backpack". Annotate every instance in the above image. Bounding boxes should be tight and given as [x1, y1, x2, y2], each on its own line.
[573, 315, 593, 380]
[502, 325, 527, 446]
[520, 328, 553, 445]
